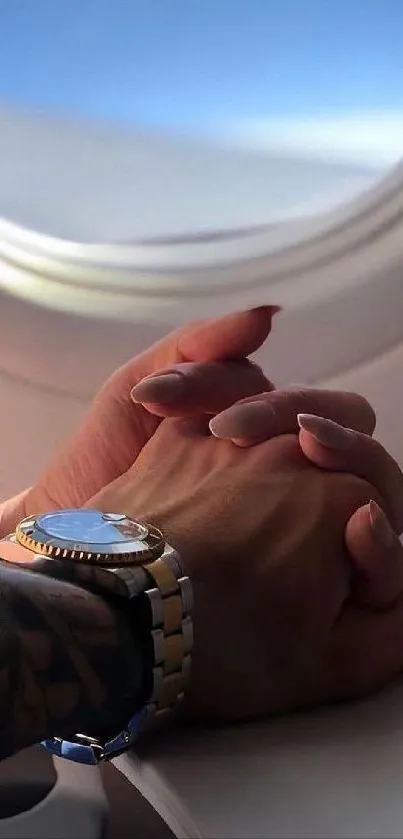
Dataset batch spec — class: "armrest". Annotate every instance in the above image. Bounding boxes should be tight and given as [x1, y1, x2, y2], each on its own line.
[115, 679, 403, 838]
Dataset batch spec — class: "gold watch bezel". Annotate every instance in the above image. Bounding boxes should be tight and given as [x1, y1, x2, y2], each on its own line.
[15, 509, 165, 565]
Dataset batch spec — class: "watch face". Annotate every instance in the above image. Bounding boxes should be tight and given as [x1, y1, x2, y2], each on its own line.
[17, 509, 164, 563]
[37, 510, 149, 546]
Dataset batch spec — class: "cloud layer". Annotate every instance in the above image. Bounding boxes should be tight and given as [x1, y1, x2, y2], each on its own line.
[222, 112, 403, 169]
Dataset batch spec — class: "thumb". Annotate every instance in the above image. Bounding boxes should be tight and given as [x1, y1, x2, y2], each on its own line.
[345, 502, 403, 610]
[172, 306, 279, 363]
[101, 306, 279, 400]
[30, 307, 278, 512]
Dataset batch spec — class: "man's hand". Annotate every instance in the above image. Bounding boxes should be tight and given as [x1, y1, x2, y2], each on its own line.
[88, 417, 403, 723]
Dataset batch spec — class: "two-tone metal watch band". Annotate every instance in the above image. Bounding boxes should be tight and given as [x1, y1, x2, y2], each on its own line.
[42, 547, 193, 765]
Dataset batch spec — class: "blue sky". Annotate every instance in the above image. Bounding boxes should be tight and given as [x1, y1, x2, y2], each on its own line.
[0, 0, 402, 164]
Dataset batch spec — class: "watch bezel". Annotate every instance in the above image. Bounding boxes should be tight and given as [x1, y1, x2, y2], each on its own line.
[15, 509, 165, 564]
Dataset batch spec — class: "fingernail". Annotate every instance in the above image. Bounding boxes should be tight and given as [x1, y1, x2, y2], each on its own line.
[255, 305, 282, 315]
[131, 372, 184, 404]
[297, 413, 355, 450]
[369, 500, 397, 549]
[209, 401, 275, 438]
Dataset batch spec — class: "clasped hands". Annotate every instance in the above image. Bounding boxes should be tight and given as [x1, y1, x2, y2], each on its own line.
[3, 306, 403, 722]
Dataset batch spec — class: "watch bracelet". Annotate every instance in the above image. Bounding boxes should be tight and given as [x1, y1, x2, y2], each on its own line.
[38, 547, 193, 764]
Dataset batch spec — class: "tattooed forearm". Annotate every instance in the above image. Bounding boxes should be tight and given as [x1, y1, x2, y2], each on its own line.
[0, 561, 143, 761]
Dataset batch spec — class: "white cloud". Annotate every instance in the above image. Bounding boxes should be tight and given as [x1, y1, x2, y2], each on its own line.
[220, 113, 403, 170]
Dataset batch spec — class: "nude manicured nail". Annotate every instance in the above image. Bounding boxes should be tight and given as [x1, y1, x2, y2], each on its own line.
[131, 372, 184, 404]
[297, 413, 355, 450]
[209, 401, 275, 438]
[369, 500, 396, 549]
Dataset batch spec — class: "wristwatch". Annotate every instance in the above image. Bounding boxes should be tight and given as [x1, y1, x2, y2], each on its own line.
[1, 508, 193, 765]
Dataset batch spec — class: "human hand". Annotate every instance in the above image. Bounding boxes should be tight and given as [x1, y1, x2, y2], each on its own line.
[208, 390, 403, 611]
[297, 413, 403, 610]
[0, 307, 277, 534]
[88, 417, 403, 723]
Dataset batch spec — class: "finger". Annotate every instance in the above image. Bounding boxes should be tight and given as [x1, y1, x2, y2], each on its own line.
[328, 598, 403, 702]
[345, 502, 403, 610]
[130, 360, 274, 417]
[297, 414, 403, 533]
[34, 307, 279, 512]
[173, 306, 280, 363]
[102, 305, 279, 401]
[209, 388, 376, 445]
[84, 307, 278, 474]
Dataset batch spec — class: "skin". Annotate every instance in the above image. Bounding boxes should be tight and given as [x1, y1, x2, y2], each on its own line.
[88, 419, 403, 722]
[0, 417, 401, 763]
[0, 309, 401, 760]
[0, 308, 277, 533]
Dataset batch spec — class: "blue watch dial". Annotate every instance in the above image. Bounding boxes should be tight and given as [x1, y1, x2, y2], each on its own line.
[36, 509, 148, 546]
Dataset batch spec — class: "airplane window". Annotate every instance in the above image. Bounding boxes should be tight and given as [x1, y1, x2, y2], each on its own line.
[0, 0, 401, 238]
[0, 0, 401, 318]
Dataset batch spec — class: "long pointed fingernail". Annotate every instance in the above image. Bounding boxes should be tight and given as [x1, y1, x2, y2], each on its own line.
[297, 413, 355, 450]
[131, 372, 184, 404]
[209, 401, 275, 438]
[369, 500, 397, 549]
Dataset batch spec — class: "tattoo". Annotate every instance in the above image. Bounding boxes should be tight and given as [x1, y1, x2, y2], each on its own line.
[0, 561, 144, 762]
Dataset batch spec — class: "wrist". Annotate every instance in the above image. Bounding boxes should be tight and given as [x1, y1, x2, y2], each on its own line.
[0, 507, 193, 764]
[0, 560, 144, 761]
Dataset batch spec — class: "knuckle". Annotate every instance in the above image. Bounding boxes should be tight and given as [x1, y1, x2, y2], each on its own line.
[260, 433, 304, 465]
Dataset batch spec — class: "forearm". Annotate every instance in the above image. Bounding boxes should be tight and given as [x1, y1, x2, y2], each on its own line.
[0, 560, 144, 762]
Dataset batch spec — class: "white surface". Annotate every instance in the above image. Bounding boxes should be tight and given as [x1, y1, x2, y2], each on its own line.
[117, 680, 403, 839]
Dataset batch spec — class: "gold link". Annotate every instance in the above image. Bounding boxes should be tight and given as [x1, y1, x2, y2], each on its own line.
[145, 558, 179, 596]
[162, 594, 183, 634]
[163, 634, 185, 674]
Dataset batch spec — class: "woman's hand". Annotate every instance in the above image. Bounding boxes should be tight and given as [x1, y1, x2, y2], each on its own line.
[297, 413, 403, 611]
[1, 305, 377, 537]
[0, 308, 277, 534]
[207, 390, 403, 613]
[88, 417, 403, 723]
